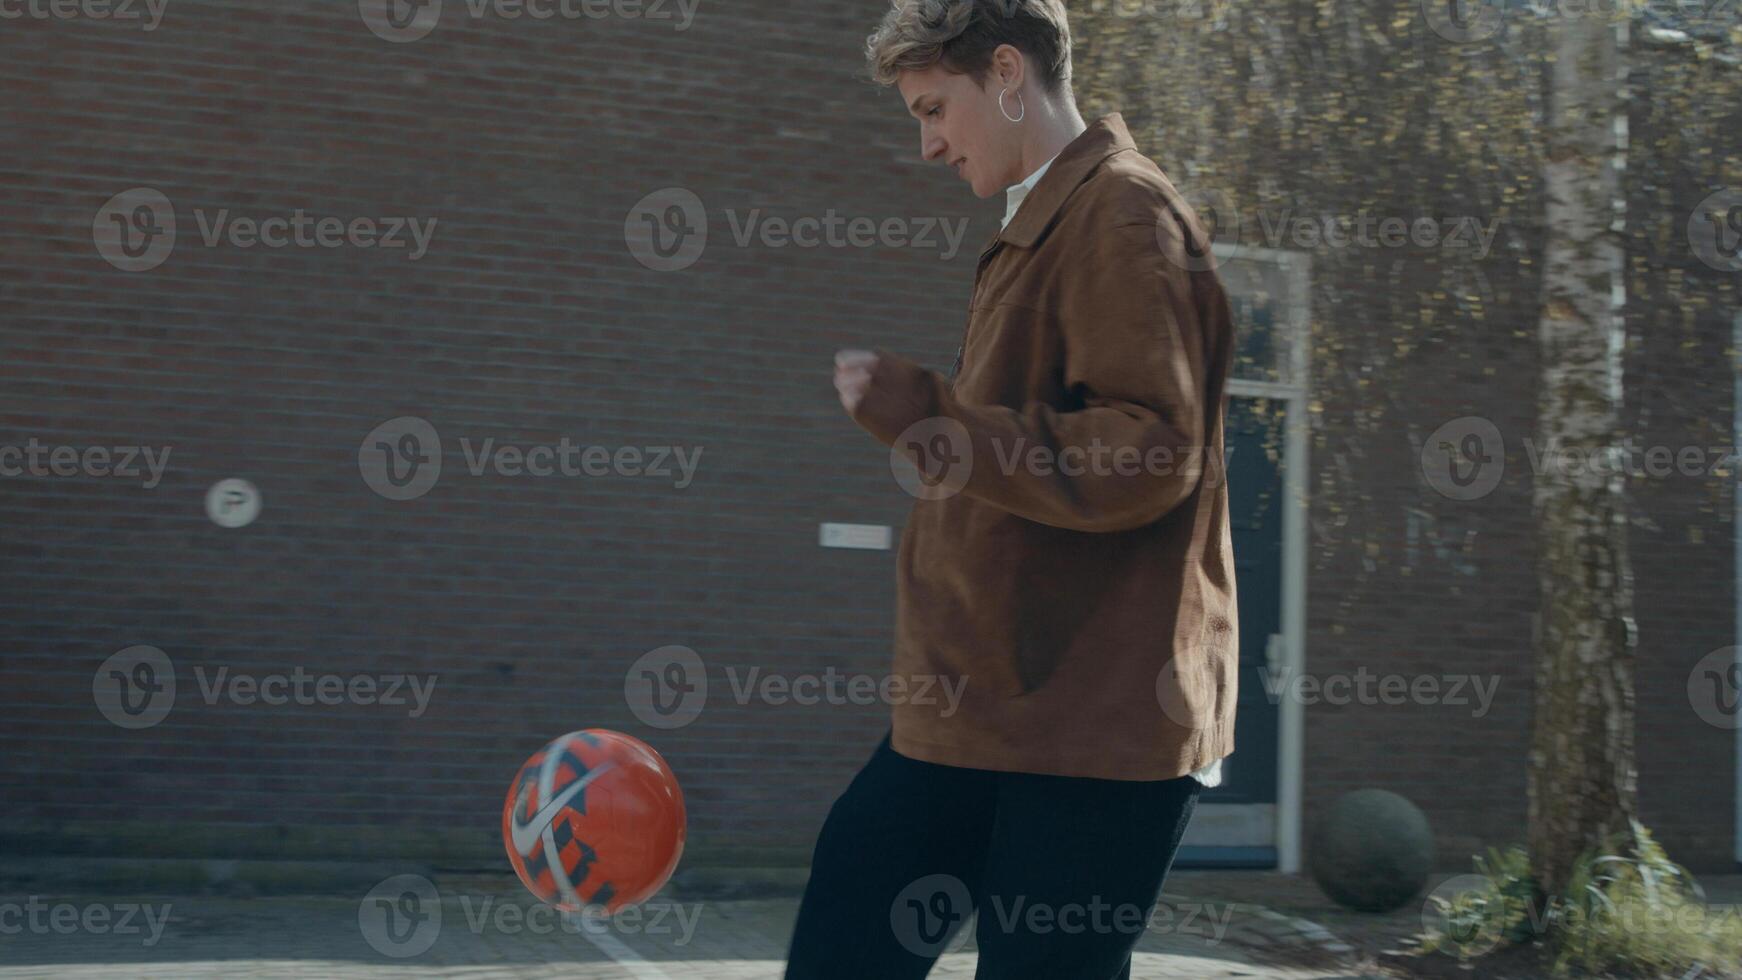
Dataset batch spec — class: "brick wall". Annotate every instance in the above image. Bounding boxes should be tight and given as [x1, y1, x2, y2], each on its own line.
[0, 0, 1735, 874]
[0, 0, 1002, 866]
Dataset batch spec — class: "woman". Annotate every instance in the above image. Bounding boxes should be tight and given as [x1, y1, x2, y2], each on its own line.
[795, 1, 1240, 977]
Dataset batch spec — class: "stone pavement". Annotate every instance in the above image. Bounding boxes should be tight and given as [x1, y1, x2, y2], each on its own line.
[0, 873, 1382, 979]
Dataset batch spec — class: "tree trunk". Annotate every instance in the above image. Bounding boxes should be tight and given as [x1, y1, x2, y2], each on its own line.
[1525, 7, 1639, 905]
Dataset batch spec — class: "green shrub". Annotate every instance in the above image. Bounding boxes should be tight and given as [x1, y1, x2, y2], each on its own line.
[1422, 821, 1742, 978]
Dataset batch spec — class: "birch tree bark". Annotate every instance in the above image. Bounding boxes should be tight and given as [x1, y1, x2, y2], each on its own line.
[1526, 5, 1640, 904]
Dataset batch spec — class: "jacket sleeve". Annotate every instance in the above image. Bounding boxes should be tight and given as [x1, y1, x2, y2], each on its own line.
[847, 217, 1217, 534]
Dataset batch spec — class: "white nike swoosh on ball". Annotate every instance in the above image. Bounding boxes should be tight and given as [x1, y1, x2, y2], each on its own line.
[508, 762, 615, 857]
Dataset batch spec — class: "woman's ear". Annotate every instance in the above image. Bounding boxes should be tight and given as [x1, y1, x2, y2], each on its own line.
[992, 43, 1024, 91]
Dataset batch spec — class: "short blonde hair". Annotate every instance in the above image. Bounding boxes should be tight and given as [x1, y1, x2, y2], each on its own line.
[864, 0, 1073, 95]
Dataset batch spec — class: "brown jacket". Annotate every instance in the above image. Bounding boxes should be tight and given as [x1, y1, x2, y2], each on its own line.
[848, 113, 1238, 781]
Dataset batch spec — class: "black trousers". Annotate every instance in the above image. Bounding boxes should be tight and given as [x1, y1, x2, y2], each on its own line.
[784, 729, 1202, 980]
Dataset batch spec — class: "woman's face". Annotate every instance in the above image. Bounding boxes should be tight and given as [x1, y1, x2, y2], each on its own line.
[898, 62, 1023, 200]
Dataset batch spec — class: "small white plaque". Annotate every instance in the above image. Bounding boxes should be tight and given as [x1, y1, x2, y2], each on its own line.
[819, 523, 892, 551]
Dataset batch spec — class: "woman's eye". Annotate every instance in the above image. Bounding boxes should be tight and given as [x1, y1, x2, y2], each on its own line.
[926, 106, 940, 117]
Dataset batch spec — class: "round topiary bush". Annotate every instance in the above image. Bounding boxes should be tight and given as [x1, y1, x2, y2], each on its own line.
[1309, 788, 1434, 912]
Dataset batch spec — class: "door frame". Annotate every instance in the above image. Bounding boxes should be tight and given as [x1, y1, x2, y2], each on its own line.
[1733, 310, 1741, 866]
[1219, 242, 1311, 874]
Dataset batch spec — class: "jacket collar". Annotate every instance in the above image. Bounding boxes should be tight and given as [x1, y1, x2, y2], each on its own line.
[991, 112, 1136, 251]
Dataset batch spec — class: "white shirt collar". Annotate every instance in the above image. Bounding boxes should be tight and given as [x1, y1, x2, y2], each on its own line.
[1001, 150, 1061, 230]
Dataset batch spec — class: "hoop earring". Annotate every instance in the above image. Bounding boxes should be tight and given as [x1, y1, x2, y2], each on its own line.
[999, 87, 1025, 124]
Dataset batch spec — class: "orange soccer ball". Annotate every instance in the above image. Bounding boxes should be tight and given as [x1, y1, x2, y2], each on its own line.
[501, 729, 686, 915]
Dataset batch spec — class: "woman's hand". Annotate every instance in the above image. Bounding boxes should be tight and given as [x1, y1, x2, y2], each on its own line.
[833, 348, 880, 415]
